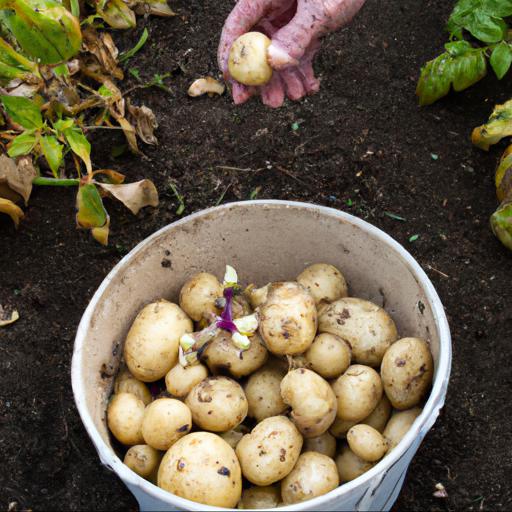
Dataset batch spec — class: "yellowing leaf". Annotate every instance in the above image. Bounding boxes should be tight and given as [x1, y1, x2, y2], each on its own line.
[76, 183, 107, 229]
[40, 135, 64, 177]
[0, 197, 24, 227]
[116, 117, 139, 154]
[496, 145, 512, 202]
[0, 154, 36, 205]
[97, 179, 159, 215]
[92, 216, 110, 245]
[134, 0, 175, 17]
[0, 305, 19, 327]
[491, 200, 512, 251]
[472, 98, 512, 151]
[99, 0, 136, 29]
[92, 169, 126, 184]
[64, 127, 92, 174]
[1, 95, 43, 129]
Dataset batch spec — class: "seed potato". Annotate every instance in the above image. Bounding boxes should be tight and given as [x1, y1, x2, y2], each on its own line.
[185, 376, 248, 432]
[361, 394, 391, 433]
[236, 416, 303, 486]
[332, 365, 383, 422]
[107, 392, 145, 445]
[165, 362, 209, 398]
[158, 432, 242, 508]
[238, 485, 281, 509]
[297, 263, 348, 306]
[259, 282, 317, 356]
[124, 444, 162, 481]
[142, 398, 192, 450]
[336, 445, 375, 483]
[124, 300, 193, 382]
[381, 337, 434, 410]
[347, 424, 388, 462]
[305, 333, 351, 379]
[383, 408, 422, 451]
[319, 298, 398, 366]
[281, 451, 339, 504]
[303, 432, 337, 458]
[179, 272, 223, 322]
[280, 368, 337, 438]
[114, 369, 152, 406]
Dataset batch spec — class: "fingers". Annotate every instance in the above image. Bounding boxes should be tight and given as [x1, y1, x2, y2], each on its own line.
[260, 73, 286, 108]
[280, 68, 305, 101]
[232, 81, 255, 105]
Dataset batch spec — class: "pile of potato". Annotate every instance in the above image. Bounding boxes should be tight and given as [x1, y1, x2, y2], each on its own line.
[107, 263, 434, 509]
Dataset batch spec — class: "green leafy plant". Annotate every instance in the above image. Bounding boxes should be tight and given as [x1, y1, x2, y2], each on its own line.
[417, 0, 512, 251]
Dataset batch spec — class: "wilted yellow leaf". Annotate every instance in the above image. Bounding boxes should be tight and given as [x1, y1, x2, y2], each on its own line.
[0, 197, 24, 227]
[97, 179, 159, 215]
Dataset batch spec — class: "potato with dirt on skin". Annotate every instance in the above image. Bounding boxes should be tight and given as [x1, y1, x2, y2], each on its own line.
[347, 424, 388, 462]
[185, 376, 247, 432]
[381, 337, 434, 410]
[258, 282, 317, 356]
[281, 451, 340, 504]
[332, 364, 383, 422]
[238, 485, 281, 509]
[280, 368, 337, 438]
[305, 333, 351, 379]
[124, 300, 193, 382]
[245, 362, 288, 422]
[179, 272, 223, 322]
[297, 263, 348, 306]
[383, 407, 422, 451]
[202, 330, 268, 378]
[124, 444, 162, 481]
[158, 432, 242, 508]
[114, 369, 152, 405]
[236, 416, 303, 486]
[165, 362, 208, 398]
[142, 398, 192, 450]
[245, 283, 270, 309]
[361, 394, 391, 433]
[107, 392, 145, 445]
[303, 431, 337, 458]
[336, 444, 375, 482]
[319, 297, 398, 367]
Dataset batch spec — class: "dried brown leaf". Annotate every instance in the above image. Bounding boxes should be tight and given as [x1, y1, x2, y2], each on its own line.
[133, 0, 176, 17]
[98, 179, 159, 215]
[0, 154, 36, 205]
[0, 198, 24, 227]
[116, 117, 139, 154]
[82, 28, 124, 81]
[127, 101, 158, 145]
[92, 216, 110, 246]
[0, 305, 19, 327]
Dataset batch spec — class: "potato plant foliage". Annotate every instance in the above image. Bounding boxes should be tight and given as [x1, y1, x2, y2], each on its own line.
[417, 0, 512, 251]
[0, 0, 174, 244]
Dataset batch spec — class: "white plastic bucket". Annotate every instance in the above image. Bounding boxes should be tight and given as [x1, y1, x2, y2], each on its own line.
[72, 200, 451, 511]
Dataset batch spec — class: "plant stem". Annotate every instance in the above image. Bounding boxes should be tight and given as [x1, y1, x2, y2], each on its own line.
[33, 177, 79, 187]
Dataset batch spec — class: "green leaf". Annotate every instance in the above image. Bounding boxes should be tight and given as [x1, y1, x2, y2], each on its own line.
[490, 42, 512, 79]
[483, 0, 512, 17]
[53, 63, 69, 77]
[69, 0, 80, 17]
[465, 11, 507, 43]
[491, 200, 512, 251]
[76, 183, 110, 244]
[53, 118, 74, 133]
[40, 135, 64, 177]
[129, 68, 141, 81]
[1, 95, 43, 129]
[119, 28, 149, 63]
[98, 84, 113, 97]
[7, 131, 37, 157]
[99, 0, 136, 29]
[64, 127, 92, 174]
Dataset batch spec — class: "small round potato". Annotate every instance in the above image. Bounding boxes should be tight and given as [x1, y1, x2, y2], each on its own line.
[219, 425, 250, 450]
[297, 263, 348, 306]
[228, 32, 273, 86]
[336, 445, 375, 482]
[107, 392, 145, 445]
[238, 486, 281, 509]
[305, 333, 351, 379]
[361, 394, 391, 433]
[158, 432, 242, 508]
[185, 376, 247, 432]
[124, 444, 162, 480]
[383, 408, 422, 451]
[319, 298, 398, 366]
[245, 363, 288, 422]
[329, 417, 358, 439]
[280, 368, 337, 438]
[124, 300, 193, 382]
[142, 398, 192, 450]
[165, 362, 209, 398]
[114, 369, 152, 405]
[381, 337, 434, 410]
[332, 365, 383, 422]
[281, 451, 339, 504]
[347, 424, 388, 462]
[179, 272, 223, 322]
[203, 331, 268, 378]
[259, 282, 317, 356]
[303, 432, 337, 458]
[236, 416, 303, 486]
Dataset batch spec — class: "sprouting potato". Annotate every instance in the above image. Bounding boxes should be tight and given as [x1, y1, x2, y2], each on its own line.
[297, 263, 348, 306]
[281, 452, 340, 504]
[303, 432, 337, 458]
[165, 362, 209, 398]
[114, 369, 152, 405]
[219, 424, 250, 450]
[228, 32, 273, 86]
[124, 300, 193, 382]
[179, 272, 223, 322]
[124, 444, 162, 481]
[238, 485, 281, 509]
[141, 398, 192, 451]
[232, 294, 253, 319]
[381, 337, 434, 410]
[245, 362, 288, 422]
[280, 368, 337, 438]
[329, 417, 358, 439]
[383, 408, 422, 451]
[361, 394, 391, 433]
[258, 282, 317, 356]
[332, 365, 383, 422]
[158, 432, 242, 508]
[319, 298, 398, 367]
[336, 444, 375, 483]
[245, 283, 270, 309]
[202, 330, 268, 378]
[185, 376, 248, 432]
[346, 424, 388, 462]
[236, 416, 303, 486]
[107, 392, 145, 445]
[305, 333, 351, 379]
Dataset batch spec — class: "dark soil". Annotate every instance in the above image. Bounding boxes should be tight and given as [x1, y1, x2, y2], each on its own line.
[1, 0, 512, 510]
